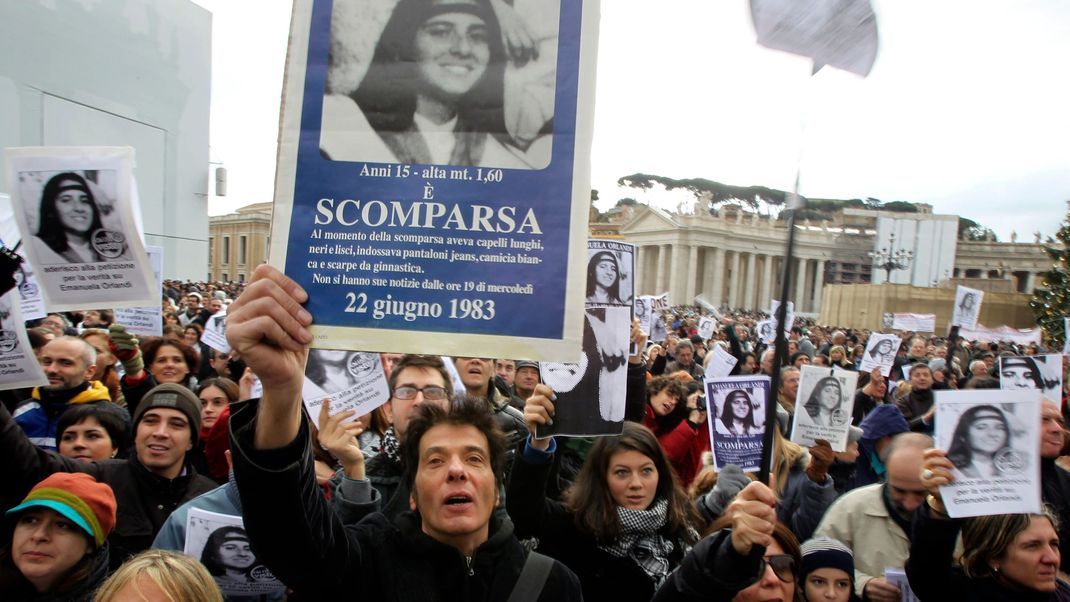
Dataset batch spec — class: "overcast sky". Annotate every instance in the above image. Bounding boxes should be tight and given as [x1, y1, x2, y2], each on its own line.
[193, 0, 1070, 240]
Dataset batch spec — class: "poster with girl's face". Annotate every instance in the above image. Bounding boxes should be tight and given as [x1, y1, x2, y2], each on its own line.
[705, 376, 769, 472]
[302, 349, 391, 423]
[999, 354, 1062, 403]
[537, 306, 629, 437]
[858, 333, 899, 377]
[586, 240, 634, 310]
[935, 389, 1041, 518]
[184, 508, 286, 597]
[790, 365, 858, 452]
[0, 290, 47, 390]
[4, 147, 156, 310]
[951, 285, 983, 329]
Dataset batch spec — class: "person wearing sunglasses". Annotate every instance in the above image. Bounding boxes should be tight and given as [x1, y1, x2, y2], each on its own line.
[652, 481, 801, 601]
[318, 354, 453, 521]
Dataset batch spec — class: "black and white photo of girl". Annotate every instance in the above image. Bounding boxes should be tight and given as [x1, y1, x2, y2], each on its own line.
[951, 285, 983, 328]
[947, 404, 1027, 479]
[714, 389, 762, 436]
[319, 0, 559, 169]
[585, 243, 633, 309]
[20, 170, 131, 264]
[858, 333, 899, 376]
[999, 355, 1062, 402]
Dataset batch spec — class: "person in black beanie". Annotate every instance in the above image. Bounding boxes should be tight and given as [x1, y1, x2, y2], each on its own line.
[799, 536, 861, 602]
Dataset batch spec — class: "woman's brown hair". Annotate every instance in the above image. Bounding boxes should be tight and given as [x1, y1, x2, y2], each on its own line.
[565, 421, 700, 546]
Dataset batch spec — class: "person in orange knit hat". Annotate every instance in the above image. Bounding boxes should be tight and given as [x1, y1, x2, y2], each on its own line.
[0, 472, 116, 600]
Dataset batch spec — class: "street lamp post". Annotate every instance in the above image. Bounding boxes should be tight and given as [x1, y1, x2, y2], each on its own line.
[868, 232, 914, 283]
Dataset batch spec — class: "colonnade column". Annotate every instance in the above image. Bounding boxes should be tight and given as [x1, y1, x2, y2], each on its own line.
[728, 252, 741, 309]
[709, 247, 725, 308]
[744, 252, 757, 311]
[668, 244, 684, 303]
[1025, 272, 1036, 293]
[813, 259, 827, 314]
[759, 254, 774, 311]
[658, 244, 671, 294]
[684, 245, 699, 303]
[794, 258, 808, 313]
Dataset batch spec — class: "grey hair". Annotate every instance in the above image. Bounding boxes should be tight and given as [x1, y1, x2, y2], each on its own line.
[51, 335, 97, 371]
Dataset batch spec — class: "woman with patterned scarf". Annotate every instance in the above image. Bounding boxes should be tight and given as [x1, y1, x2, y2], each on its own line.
[509, 389, 701, 602]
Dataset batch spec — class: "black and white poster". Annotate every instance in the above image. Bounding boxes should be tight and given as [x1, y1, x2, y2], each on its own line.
[705, 375, 769, 472]
[0, 290, 47, 390]
[201, 310, 230, 355]
[0, 193, 46, 320]
[4, 147, 156, 310]
[999, 354, 1062, 403]
[790, 365, 858, 451]
[858, 333, 899, 377]
[756, 319, 777, 344]
[586, 239, 634, 310]
[537, 306, 629, 437]
[302, 349, 391, 421]
[935, 389, 1041, 518]
[697, 317, 716, 341]
[770, 299, 795, 333]
[184, 508, 285, 597]
[891, 313, 935, 333]
[951, 285, 983, 329]
[113, 245, 164, 337]
[704, 345, 738, 379]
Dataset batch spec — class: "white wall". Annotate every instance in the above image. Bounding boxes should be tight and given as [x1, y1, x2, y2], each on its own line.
[872, 215, 958, 287]
[0, 0, 211, 281]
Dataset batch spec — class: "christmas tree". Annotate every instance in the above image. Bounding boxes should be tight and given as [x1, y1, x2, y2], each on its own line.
[1029, 202, 1070, 348]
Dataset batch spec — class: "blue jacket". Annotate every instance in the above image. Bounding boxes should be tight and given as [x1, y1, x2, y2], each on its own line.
[13, 381, 115, 450]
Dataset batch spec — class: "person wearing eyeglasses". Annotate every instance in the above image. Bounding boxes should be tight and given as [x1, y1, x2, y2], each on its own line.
[652, 481, 801, 601]
[318, 354, 453, 520]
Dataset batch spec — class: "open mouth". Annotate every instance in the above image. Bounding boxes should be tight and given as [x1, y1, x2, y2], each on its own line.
[444, 494, 472, 506]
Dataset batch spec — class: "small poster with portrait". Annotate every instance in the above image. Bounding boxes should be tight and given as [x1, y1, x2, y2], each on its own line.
[4, 147, 156, 310]
[201, 310, 230, 355]
[999, 354, 1062, 403]
[697, 317, 716, 341]
[635, 296, 653, 337]
[705, 375, 769, 472]
[0, 289, 48, 390]
[858, 333, 900, 377]
[0, 193, 46, 320]
[935, 389, 1041, 518]
[790, 365, 858, 452]
[770, 299, 795, 333]
[113, 245, 164, 337]
[537, 306, 629, 437]
[184, 508, 286, 597]
[302, 349, 391, 423]
[756, 319, 777, 344]
[951, 285, 984, 329]
[586, 240, 634, 311]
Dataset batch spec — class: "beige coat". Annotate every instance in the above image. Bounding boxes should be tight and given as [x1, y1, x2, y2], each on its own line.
[814, 483, 909, 597]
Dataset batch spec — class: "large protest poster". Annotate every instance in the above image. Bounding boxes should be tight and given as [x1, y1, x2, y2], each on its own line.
[184, 508, 286, 597]
[4, 147, 156, 310]
[935, 389, 1041, 518]
[999, 354, 1062, 403]
[705, 375, 769, 472]
[0, 289, 48, 390]
[857, 333, 899, 377]
[270, 0, 599, 361]
[790, 365, 858, 451]
[0, 194, 45, 320]
[113, 245, 163, 337]
[537, 306, 628, 437]
[958, 324, 1042, 346]
[302, 349, 391, 422]
[951, 285, 983, 329]
[891, 313, 935, 333]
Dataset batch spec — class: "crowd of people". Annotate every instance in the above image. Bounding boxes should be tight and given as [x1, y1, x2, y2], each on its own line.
[0, 265, 1067, 601]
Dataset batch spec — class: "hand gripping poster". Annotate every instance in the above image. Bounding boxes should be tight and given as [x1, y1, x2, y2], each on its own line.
[705, 375, 769, 472]
[270, 0, 600, 360]
[790, 365, 858, 452]
[935, 389, 1041, 518]
[3, 147, 156, 310]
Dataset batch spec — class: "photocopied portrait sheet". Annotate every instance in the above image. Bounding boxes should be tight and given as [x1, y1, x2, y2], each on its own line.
[301, 350, 391, 423]
[537, 306, 629, 438]
[585, 239, 634, 311]
[201, 310, 230, 355]
[950, 285, 983, 329]
[0, 193, 46, 320]
[858, 332, 900, 377]
[0, 289, 47, 390]
[790, 365, 858, 451]
[113, 245, 163, 337]
[935, 389, 1041, 518]
[270, 0, 600, 361]
[705, 375, 770, 472]
[4, 147, 156, 310]
[998, 354, 1062, 402]
[704, 345, 738, 379]
[184, 508, 286, 597]
[697, 317, 716, 341]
